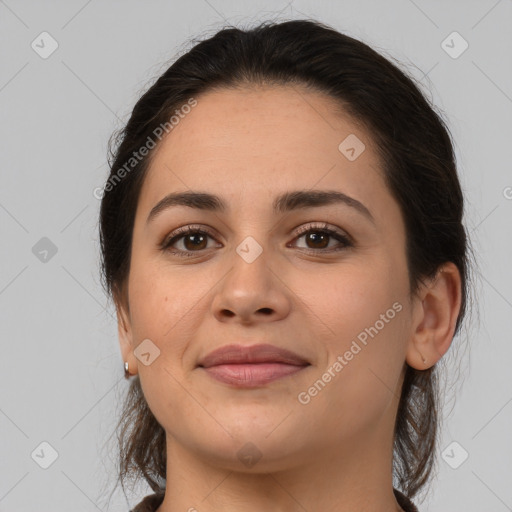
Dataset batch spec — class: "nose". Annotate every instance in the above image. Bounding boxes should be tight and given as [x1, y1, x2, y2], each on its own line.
[210, 240, 291, 325]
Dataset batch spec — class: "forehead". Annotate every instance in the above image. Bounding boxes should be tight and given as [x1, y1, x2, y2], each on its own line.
[137, 85, 393, 222]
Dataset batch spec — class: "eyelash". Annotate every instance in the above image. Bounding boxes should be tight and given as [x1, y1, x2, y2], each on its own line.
[160, 222, 353, 258]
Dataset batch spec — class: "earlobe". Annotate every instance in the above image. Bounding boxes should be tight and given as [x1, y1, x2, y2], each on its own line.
[116, 297, 138, 377]
[406, 262, 462, 370]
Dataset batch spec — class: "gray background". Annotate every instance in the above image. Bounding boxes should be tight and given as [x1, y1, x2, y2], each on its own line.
[1, 0, 511, 511]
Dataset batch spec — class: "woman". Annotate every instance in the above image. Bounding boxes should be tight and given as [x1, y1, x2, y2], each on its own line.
[98, 19, 474, 512]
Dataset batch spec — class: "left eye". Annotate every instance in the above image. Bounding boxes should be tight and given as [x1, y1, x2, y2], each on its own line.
[291, 227, 352, 251]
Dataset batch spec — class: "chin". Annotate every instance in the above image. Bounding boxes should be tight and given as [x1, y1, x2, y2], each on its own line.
[197, 437, 305, 474]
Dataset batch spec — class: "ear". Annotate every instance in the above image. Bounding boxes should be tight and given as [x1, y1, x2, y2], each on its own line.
[406, 262, 462, 370]
[115, 289, 138, 377]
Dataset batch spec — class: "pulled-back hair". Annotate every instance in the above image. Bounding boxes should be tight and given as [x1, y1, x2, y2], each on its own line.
[98, 18, 475, 504]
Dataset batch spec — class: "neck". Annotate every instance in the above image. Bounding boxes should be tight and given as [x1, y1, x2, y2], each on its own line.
[158, 422, 404, 512]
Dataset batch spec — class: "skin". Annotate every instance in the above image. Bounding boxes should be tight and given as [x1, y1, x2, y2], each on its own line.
[117, 84, 462, 512]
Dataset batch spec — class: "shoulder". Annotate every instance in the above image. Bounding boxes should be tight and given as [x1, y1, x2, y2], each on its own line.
[130, 489, 417, 512]
[393, 488, 419, 512]
[130, 492, 165, 512]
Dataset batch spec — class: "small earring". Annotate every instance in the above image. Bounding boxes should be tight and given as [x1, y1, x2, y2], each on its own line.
[124, 361, 131, 379]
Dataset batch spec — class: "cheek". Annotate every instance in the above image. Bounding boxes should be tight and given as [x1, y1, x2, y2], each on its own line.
[127, 256, 221, 369]
[126, 262, 182, 354]
[300, 260, 407, 397]
[300, 261, 401, 344]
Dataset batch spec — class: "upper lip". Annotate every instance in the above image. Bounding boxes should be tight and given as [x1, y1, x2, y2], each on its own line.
[197, 343, 310, 368]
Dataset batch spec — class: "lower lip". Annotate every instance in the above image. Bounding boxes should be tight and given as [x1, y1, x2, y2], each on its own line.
[201, 363, 308, 387]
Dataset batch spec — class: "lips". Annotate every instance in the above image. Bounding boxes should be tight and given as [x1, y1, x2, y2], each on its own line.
[197, 343, 310, 368]
[197, 343, 310, 387]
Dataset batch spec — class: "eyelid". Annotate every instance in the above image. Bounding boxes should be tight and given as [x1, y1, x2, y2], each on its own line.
[292, 221, 353, 243]
[159, 224, 220, 249]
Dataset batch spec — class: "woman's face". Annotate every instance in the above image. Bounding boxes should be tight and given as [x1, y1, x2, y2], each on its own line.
[118, 85, 417, 470]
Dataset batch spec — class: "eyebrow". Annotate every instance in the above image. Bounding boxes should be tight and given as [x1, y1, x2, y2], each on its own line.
[146, 190, 375, 225]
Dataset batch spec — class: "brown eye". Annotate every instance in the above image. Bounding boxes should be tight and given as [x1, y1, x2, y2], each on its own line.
[181, 233, 208, 251]
[302, 231, 330, 249]
[291, 224, 353, 253]
[161, 226, 219, 257]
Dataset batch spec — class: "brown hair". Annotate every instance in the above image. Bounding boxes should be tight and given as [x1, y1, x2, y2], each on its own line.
[98, 18, 476, 504]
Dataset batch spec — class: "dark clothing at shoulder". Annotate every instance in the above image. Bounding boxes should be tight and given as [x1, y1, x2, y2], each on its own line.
[130, 488, 419, 511]
[130, 491, 165, 512]
[394, 488, 420, 512]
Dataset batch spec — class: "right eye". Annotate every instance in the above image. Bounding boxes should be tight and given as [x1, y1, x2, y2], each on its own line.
[160, 225, 221, 257]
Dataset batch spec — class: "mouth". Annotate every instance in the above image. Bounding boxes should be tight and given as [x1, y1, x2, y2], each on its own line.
[197, 343, 311, 388]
